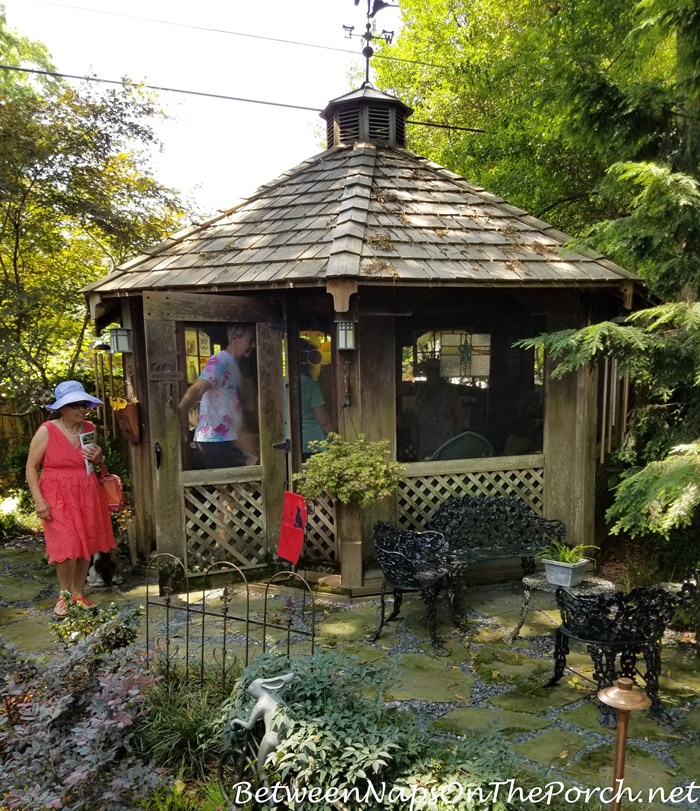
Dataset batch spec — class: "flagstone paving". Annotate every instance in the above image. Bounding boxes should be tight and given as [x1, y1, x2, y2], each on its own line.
[1, 539, 699, 809]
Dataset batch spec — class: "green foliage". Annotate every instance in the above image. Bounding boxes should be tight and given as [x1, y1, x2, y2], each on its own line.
[536, 540, 598, 563]
[517, 322, 651, 380]
[0, 16, 192, 406]
[577, 162, 700, 299]
[50, 593, 141, 650]
[607, 442, 700, 538]
[220, 650, 532, 811]
[0, 496, 38, 541]
[292, 432, 405, 509]
[134, 657, 242, 779]
[0, 628, 162, 810]
[376, 0, 698, 299]
[140, 776, 234, 811]
[519, 302, 700, 539]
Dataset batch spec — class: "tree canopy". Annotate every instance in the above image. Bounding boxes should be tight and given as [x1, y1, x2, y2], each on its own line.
[0, 10, 191, 408]
[376, 0, 699, 300]
[375, 0, 700, 552]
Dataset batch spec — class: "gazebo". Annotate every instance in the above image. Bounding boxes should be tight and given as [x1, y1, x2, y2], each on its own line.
[84, 85, 637, 588]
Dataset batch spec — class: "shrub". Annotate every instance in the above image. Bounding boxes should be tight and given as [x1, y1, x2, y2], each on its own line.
[292, 432, 405, 509]
[220, 651, 525, 811]
[0, 626, 162, 810]
[0, 496, 40, 542]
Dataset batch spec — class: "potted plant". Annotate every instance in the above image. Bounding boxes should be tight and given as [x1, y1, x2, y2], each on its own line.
[536, 539, 599, 587]
[293, 432, 404, 509]
[292, 433, 405, 587]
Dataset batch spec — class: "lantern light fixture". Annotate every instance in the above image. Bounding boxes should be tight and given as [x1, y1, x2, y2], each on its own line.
[336, 321, 356, 351]
[109, 327, 132, 354]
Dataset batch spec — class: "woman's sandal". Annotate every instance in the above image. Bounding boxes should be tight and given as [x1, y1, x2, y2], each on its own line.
[53, 597, 68, 618]
[71, 596, 94, 608]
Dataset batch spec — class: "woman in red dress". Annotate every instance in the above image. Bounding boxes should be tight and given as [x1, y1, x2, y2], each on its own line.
[26, 380, 116, 617]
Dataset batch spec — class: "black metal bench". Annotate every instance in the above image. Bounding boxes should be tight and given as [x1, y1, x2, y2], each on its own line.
[544, 585, 678, 726]
[426, 494, 566, 621]
[368, 523, 454, 655]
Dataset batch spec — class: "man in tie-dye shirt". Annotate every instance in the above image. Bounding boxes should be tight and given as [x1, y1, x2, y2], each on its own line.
[179, 323, 256, 468]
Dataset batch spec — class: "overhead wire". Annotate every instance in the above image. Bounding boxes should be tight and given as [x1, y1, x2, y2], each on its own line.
[0, 64, 486, 133]
[17, 0, 451, 71]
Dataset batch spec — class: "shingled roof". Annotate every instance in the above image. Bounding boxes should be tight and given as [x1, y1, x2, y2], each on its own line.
[85, 89, 636, 297]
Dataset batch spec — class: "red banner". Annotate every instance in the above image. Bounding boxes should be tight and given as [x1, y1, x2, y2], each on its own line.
[277, 491, 307, 564]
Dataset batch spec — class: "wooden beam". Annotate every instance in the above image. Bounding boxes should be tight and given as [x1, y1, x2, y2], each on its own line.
[143, 291, 282, 323]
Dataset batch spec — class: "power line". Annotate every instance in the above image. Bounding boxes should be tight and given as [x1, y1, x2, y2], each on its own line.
[0, 64, 485, 133]
[0, 64, 321, 113]
[19, 0, 449, 71]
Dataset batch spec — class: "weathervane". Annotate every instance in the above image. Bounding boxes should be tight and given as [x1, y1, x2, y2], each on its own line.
[344, 0, 399, 87]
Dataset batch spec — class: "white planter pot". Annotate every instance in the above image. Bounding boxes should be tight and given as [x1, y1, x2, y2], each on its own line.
[542, 558, 589, 587]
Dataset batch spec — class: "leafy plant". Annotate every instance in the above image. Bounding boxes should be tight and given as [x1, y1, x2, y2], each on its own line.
[50, 593, 142, 650]
[519, 302, 700, 541]
[0, 628, 162, 810]
[219, 650, 529, 811]
[0, 497, 38, 542]
[134, 657, 242, 779]
[607, 442, 700, 538]
[537, 539, 598, 563]
[292, 432, 405, 509]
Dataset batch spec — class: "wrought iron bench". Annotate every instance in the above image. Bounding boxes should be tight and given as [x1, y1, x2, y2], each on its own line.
[544, 585, 678, 726]
[368, 522, 454, 654]
[426, 494, 566, 621]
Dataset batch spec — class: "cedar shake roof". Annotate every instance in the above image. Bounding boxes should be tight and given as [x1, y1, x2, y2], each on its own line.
[85, 92, 636, 297]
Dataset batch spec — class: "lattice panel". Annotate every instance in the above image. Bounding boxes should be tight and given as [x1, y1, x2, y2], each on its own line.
[183, 481, 265, 569]
[398, 467, 544, 530]
[304, 491, 338, 563]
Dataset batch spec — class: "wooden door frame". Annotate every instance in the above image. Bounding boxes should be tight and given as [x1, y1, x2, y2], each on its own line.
[143, 291, 284, 563]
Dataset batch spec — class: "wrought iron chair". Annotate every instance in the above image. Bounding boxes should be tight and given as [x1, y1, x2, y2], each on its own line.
[368, 522, 453, 654]
[545, 585, 678, 726]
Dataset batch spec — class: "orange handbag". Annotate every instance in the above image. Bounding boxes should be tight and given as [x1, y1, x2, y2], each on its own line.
[99, 467, 125, 512]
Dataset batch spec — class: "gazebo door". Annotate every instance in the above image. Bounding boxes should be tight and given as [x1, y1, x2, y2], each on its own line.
[142, 291, 285, 569]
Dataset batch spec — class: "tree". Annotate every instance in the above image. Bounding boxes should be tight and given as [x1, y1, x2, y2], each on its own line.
[376, 0, 697, 299]
[375, 1, 700, 558]
[519, 303, 700, 552]
[0, 11, 191, 408]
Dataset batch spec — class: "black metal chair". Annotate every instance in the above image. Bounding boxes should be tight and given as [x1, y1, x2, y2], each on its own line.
[368, 522, 452, 654]
[545, 585, 678, 726]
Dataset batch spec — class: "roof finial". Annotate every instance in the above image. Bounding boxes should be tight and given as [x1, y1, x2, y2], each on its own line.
[345, 0, 398, 87]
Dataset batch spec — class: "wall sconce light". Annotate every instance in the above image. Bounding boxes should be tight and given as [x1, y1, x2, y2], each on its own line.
[336, 321, 356, 351]
[109, 327, 132, 354]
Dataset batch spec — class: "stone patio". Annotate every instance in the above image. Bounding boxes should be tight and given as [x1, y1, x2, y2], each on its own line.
[1, 539, 698, 809]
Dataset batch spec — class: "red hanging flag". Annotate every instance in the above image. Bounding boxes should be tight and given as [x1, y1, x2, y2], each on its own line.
[277, 491, 307, 564]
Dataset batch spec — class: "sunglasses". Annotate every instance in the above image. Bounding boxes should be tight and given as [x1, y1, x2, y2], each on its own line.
[67, 402, 91, 409]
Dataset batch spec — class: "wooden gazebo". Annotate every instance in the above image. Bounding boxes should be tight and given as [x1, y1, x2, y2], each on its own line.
[84, 85, 637, 588]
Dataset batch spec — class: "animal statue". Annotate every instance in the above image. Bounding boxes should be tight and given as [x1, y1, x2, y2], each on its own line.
[243, 673, 295, 770]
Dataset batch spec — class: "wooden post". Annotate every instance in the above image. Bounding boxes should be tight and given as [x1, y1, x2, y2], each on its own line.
[544, 360, 598, 547]
[143, 317, 185, 561]
[257, 322, 286, 555]
[337, 501, 363, 588]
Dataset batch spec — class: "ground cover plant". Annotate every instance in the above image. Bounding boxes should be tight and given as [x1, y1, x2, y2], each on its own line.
[0, 619, 162, 810]
[1, 628, 609, 810]
[219, 650, 602, 811]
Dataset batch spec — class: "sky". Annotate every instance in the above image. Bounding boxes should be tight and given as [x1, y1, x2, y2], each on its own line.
[2, 0, 402, 216]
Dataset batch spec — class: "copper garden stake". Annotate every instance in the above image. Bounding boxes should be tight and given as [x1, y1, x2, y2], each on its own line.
[598, 677, 651, 811]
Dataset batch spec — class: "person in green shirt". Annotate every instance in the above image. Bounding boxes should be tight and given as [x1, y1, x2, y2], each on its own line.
[299, 339, 333, 457]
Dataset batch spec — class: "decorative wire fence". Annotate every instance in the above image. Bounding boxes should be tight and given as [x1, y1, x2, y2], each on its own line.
[144, 554, 316, 691]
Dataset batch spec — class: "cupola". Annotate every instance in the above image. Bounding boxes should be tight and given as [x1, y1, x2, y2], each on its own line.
[320, 85, 413, 149]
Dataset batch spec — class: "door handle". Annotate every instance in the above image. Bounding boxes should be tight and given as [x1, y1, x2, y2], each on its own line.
[154, 441, 162, 469]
